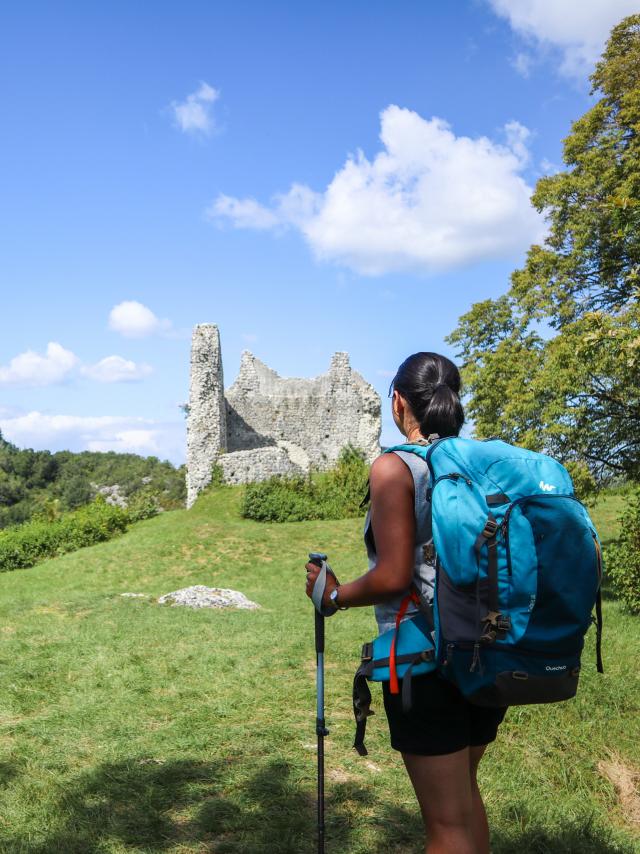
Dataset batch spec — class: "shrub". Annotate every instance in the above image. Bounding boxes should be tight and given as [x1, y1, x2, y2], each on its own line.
[0, 496, 129, 573]
[242, 446, 369, 522]
[318, 445, 369, 516]
[125, 487, 161, 522]
[241, 475, 318, 522]
[606, 488, 640, 614]
[210, 463, 225, 488]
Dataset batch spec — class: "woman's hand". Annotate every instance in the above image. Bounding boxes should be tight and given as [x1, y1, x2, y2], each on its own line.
[305, 561, 339, 610]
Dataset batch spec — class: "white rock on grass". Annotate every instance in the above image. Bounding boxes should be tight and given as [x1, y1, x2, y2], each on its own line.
[120, 592, 148, 598]
[157, 585, 260, 610]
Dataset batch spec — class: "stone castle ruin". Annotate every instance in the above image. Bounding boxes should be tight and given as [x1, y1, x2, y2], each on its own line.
[186, 324, 381, 507]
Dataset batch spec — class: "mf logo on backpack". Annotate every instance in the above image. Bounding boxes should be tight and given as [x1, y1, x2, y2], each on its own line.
[539, 480, 557, 492]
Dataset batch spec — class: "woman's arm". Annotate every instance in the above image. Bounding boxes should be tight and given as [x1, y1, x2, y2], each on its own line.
[305, 452, 415, 609]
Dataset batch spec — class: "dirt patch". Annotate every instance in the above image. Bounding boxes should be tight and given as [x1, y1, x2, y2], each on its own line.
[31, 604, 66, 617]
[598, 755, 640, 827]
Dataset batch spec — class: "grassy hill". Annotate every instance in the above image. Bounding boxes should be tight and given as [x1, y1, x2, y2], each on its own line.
[0, 488, 638, 853]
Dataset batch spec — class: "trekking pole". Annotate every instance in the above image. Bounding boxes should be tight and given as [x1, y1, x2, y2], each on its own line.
[309, 551, 330, 854]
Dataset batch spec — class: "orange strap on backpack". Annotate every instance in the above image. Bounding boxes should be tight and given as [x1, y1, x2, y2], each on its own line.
[389, 589, 421, 695]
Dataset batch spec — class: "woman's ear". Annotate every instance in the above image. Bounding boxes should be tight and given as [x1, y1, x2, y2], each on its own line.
[392, 390, 404, 423]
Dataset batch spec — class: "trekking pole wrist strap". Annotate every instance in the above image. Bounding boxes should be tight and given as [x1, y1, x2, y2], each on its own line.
[311, 560, 339, 617]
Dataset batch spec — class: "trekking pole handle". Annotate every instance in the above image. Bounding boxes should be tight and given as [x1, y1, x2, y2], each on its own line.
[309, 552, 328, 653]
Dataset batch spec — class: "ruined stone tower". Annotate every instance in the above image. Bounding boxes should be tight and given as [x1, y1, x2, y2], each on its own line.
[186, 325, 226, 508]
[186, 323, 381, 507]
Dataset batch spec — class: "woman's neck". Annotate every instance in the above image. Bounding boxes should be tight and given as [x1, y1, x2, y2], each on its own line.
[404, 427, 425, 444]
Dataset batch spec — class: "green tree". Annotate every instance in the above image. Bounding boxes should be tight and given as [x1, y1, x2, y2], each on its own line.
[607, 488, 640, 613]
[448, 14, 640, 482]
[60, 474, 93, 510]
[0, 430, 186, 528]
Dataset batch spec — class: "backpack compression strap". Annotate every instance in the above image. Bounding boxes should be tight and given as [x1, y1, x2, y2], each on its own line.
[474, 515, 511, 644]
[353, 654, 374, 757]
[593, 537, 604, 674]
[595, 588, 604, 673]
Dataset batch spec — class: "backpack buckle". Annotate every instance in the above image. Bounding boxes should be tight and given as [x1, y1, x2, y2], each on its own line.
[482, 518, 499, 539]
[496, 616, 511, 633]
[480, 611, 511, 643]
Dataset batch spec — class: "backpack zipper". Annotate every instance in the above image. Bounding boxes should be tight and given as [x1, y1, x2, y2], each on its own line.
[444, 640, 580, 659]
[427, 472, 473, 502]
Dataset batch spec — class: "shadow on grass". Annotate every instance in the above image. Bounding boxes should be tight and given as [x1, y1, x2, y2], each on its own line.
[492, 821, 635, 854]
[0, 760, 20, 788]
[0, 755, 422, 854]
[1, 756, 634, 854]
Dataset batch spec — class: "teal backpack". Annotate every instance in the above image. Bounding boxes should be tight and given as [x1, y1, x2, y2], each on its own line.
[352, 437, 603, 755]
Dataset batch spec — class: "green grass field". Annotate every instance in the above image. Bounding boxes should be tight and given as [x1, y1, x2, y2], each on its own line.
[0, 488, 638, 853]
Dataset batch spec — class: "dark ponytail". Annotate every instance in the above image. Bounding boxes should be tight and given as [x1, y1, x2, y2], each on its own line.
[390, 352, 464, 438]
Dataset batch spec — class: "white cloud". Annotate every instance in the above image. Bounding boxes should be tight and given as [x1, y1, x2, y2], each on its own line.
[0, 340, 155, 388]
[0, 411, 185, 463]
[512, 51, 534, 77]
[487, 0, 639, 77]
[0, 342, 78, 386]
[211, 196, 281, 230]
[87, 429, 160, 454]
[170, 81, 219, 135]
[210, 105, 544, 276]
[540, 158, 561, 175]
[80, 356, 153, 383]
[108, 301, 170, 338]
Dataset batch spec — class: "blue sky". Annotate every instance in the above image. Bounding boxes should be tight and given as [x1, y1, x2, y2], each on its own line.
[0, 0, 636, 463]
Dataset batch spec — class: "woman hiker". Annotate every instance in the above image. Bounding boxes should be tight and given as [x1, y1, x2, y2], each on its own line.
[305, 352, 507, 854]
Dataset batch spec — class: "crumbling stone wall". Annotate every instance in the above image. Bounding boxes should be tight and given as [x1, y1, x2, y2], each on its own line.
[186, 324, 381, 506]
[217, 447, 301, 485]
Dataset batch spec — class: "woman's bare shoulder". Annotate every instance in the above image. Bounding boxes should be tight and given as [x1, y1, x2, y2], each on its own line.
[370, 452, 413, 489]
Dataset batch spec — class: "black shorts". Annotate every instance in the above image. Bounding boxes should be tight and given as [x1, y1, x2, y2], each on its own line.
[382, 671, 507, 756]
